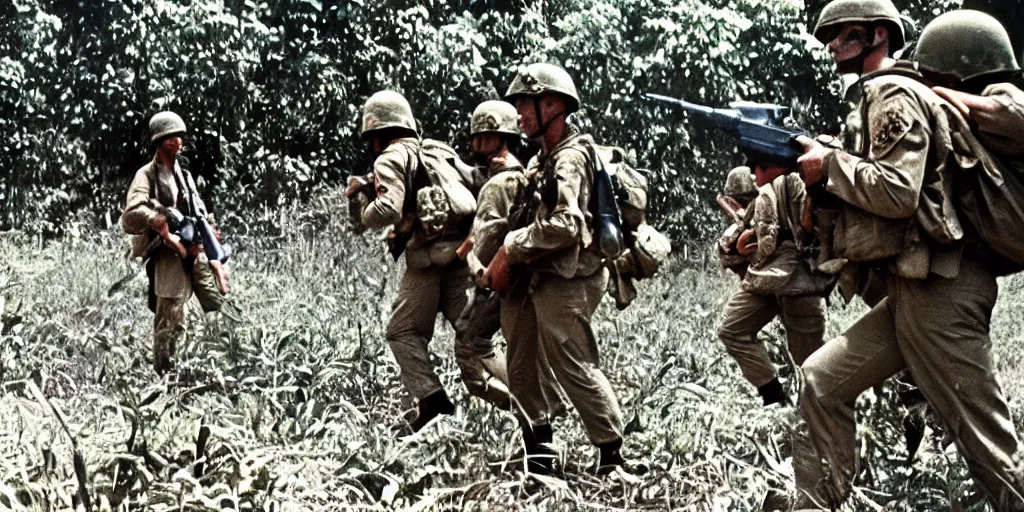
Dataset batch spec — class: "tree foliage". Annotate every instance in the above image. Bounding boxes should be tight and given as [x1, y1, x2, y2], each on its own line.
[0, 0, 960, 239]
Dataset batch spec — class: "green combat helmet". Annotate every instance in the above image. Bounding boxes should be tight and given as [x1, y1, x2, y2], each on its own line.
[149, 111, 187, 143]
[915, 10, 1020, 83]
[360, 91, 418, 140]
[504, 63, 581, 113]
[470, 100, 520, 136]
[813, 0, 905, 52]
[724, 166, 757, 202]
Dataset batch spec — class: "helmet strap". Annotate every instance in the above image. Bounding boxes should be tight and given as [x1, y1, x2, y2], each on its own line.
[836, 23, 886, 75]
[526, 96, 567, 140]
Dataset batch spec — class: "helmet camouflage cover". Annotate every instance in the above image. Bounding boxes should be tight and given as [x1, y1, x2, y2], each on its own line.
[504, 63, 581, 113]
[361, 90, 418, 139]
[813, 0, 905, 52]
[470, 100, 520, 136]
[149, 111, 187, 143]
[724, 166, 757, 200]
[915, 10, 1020, 82]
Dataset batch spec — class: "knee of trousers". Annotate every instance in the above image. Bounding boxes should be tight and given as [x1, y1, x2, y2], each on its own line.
[798, 358, 832, 403]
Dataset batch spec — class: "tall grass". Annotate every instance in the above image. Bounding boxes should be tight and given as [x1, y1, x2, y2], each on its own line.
[0, 200, 1020, 511]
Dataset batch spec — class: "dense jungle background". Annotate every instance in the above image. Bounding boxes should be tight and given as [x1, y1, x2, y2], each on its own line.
[2, 0, 1024, 510]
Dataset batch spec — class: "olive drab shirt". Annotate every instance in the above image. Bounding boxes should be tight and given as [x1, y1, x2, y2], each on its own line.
[823, 69, 968, 280]
[740, 174, 833, 296]
[504, 129, 603, 279]
[361, 137, 466, 269]
[973, 83, 1024, 158]
[750, 174, 807, 267]
[122, 159, 207, 299]
[469, 154, 526, 275]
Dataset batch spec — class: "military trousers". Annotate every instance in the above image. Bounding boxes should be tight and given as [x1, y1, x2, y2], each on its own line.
[504, 268, 624, 445]
[386, 263, 508, 408]
[151, 254, 220, 374]
[794, 255, 1023, 510]
[717, 289, 826, 388]
[454, 287, 513, 409]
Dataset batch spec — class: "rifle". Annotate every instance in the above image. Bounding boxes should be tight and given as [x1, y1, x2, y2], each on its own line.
[644, 93, 804, 167]
[716, 195, 747, 226]
[158, 206, 231, 294]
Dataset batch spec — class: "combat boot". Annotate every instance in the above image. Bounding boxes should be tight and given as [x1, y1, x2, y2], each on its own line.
[596, 438, 625, 475]
[409, 390, 456, 432]
[522, 424, 556, 475]
[758, 377, 790, 406]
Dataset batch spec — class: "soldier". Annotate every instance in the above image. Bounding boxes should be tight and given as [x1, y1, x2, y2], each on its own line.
[915, 10, 1024, 158]
[344, 91, 508, 432]
[716, 163, 829, 407]
[792, 0, 1024, 509]
[458, 100, 565, 464]
[716, 167, 758, 277]
[494, 63, 626, 475]
[121, 111, 225, 374]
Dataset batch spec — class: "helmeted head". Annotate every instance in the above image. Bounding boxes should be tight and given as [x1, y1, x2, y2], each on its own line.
[360, 91, 418, 141]
[149, 111, 187, 144]
[470, 100, 520, 136]
[504, 63, 581, 113]
[814, 0, 905, 52]
[724, 166, 757, 202]
[915, 10, 1020, 88]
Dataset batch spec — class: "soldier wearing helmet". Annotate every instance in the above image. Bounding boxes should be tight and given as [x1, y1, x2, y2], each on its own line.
[917, 10, 1024, 159]
[453, 99, 568, 422]
[492, 63, 628, 475]
[812, 0, 905, 75]
[121, 111, 224, 374]
[713, 165, 829, 410]
[793, 1, 1024, 508]
[345, 91, 512, 432]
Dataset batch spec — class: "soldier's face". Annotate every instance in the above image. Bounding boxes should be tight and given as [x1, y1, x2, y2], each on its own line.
[472, 134, 502, 156]
[369, 136, 386, 155]
[515, 94, 567, 137]
[515, 98, 539, 135]
[826, 24, 872, 65]
[160, 135, 183, 156]
[753, 164, 787, 186]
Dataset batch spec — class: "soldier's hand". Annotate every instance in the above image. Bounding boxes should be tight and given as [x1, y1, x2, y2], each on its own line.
[796, 135, 828, 186]
[736, 228, 758, 256]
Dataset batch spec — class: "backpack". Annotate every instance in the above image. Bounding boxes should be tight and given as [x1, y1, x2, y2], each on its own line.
[412, 139, 480, 237]
[950, 130, 1024, 274]
[850, 64, 1024, 276]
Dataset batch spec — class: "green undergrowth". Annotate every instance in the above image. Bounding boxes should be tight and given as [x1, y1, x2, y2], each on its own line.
[0, 200, 1021, 511]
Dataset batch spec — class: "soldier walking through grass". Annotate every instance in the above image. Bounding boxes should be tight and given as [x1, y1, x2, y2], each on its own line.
[492, 63, 628, 475]
[121, 111, 225, 374]
[345, 91, 510, 432]
[716, 164, 831, 407]
[791, 0, 1024, 508]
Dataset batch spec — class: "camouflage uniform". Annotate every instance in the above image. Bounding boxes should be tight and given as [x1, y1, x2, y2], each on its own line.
[793, 15, 1024, 506]
[717, 174, 827, 405]
[122, 112, 221, 374]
